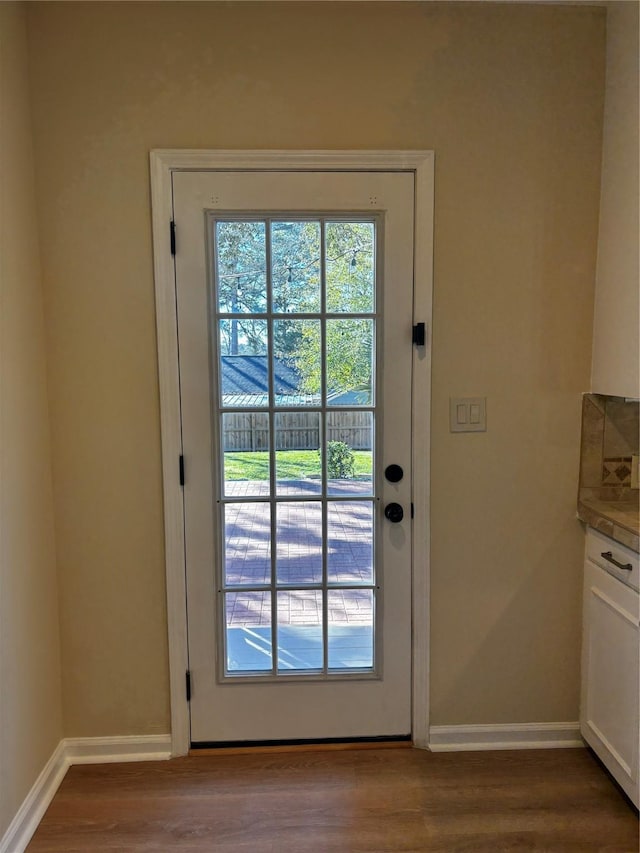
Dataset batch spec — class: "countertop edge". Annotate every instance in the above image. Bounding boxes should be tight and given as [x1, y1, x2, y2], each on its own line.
[577, 500, 640, 554]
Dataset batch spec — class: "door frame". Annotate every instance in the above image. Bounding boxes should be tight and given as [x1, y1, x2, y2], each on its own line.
[149, 150, 434, 756]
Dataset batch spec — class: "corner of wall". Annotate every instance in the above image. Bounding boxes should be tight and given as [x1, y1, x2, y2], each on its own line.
[0, 1, 64, 840]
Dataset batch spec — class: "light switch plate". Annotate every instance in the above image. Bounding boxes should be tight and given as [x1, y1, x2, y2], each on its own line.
[450, 397, 487, 432]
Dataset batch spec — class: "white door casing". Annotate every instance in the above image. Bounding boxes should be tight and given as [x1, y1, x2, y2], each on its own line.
[149, 151, 433, 755]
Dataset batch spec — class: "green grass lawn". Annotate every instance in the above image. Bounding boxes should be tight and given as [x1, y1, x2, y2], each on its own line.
[224, 450, 372, 481]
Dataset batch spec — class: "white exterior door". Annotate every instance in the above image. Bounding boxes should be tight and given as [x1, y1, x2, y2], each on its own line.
[173, 169, 416, 745]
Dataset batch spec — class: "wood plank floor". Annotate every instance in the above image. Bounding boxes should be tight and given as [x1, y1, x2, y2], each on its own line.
[27, 748, 638, 852]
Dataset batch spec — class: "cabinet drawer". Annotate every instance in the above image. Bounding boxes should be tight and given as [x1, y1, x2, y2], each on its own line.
[586, 528, 639, 591]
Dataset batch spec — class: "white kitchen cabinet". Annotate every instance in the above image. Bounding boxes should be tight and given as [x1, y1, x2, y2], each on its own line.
[581, 530, 639, 807]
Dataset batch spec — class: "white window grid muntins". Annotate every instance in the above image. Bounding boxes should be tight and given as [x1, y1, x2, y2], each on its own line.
[208, 212, 385, 682]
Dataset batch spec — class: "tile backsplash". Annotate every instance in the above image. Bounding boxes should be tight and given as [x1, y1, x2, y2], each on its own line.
[603, 398, 639, 460]
[580, 394, 639, 497]
[602, 456, 634, 487]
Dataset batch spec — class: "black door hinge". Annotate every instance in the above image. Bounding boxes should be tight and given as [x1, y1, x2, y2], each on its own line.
[186, 670, 191, 702]
[170, 220, 176, 256]
[179, 454, 185, 486]
[411, 502, 415, 519]
[412, 322, 426, 347]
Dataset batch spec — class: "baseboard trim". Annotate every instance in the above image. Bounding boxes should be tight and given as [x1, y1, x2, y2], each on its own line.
[0, 740, 68, 853]
[429, 722, 584, 752]
[0, 734, 171, 853]
[64, 734, 172, 765]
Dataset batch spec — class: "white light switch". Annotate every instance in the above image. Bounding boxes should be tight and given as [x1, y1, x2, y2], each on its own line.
[450, 397, 487, 432]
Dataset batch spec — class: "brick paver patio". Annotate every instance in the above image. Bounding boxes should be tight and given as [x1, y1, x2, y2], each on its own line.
[222, 478, 375, 670]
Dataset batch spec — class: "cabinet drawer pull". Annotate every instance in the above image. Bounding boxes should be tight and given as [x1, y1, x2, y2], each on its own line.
[601, 551, 633, 571]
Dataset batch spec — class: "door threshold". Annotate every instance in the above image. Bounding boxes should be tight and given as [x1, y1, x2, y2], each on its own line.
[189, 735, 412, 756]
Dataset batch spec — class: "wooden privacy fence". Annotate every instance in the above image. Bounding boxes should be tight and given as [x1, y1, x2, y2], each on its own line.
[222, 411, 372, 451]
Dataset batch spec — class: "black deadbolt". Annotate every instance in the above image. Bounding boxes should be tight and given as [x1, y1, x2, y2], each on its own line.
[385, 464, 404, 483]
[384, 502, 404, 523]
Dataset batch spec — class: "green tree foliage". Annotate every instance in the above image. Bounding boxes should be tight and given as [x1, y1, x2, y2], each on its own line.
[216, 221, 267, 355]
[215, 219, 375, 402]
[296, 222, 374, 401]
[271, 221, 320, 362]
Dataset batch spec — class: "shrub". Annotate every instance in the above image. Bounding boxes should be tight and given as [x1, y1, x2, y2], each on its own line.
[325, 441, 356, 479]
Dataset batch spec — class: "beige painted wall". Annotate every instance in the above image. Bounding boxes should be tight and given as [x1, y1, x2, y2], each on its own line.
[0, 2, 63, 838]
[26, 1, 604, 736]
[591, 1, 639, 398]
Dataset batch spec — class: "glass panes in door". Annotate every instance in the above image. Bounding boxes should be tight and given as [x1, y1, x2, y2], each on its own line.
[214, 217, 379, 678]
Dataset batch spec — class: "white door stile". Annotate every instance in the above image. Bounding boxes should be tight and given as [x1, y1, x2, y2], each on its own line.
[149, 151, 434, 756]
[410, 158, 434, 749]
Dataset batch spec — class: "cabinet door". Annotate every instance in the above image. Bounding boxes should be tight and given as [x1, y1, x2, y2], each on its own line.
[581, 560, 639, 807]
